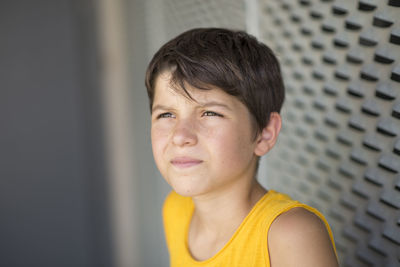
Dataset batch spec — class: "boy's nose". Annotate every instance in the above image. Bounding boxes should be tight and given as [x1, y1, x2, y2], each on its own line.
[172, 119, 197, 147]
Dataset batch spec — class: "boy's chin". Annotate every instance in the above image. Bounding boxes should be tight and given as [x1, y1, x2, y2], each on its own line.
[171, 186, 198, 197]
[169, 183, 206, 198]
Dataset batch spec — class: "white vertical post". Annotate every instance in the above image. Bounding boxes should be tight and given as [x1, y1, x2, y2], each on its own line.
[96, 0, 139, 266]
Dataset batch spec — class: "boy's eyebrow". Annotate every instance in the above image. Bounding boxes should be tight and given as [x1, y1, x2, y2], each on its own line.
[198, 101, 232, 111]
[152, 104, 169, 113]
[152, 101, 232, 112]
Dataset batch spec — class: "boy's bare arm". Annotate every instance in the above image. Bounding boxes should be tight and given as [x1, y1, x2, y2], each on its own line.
[268, 207, 339, 267]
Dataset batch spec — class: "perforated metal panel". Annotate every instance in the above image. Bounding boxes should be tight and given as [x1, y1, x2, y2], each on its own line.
[144, 0, 247, 58]
[259, 1, 400, 266]
[163, 0, 245, 34]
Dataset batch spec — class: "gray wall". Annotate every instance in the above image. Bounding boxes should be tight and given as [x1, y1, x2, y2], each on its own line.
[258, 1, 400, 267]
[0, 1, 112, 266]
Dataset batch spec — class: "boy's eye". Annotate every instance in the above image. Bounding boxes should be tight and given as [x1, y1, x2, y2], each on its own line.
[157, 112, 175, 119]
[202, 111, 222, 117]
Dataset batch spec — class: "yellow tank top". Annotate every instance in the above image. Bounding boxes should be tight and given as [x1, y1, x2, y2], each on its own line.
[163, 190, 337, 267]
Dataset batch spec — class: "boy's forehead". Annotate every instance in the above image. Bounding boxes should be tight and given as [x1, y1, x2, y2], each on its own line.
[154, 71, 225, 104]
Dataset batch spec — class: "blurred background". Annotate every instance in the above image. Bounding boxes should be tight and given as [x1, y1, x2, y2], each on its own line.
[0, 0, 399, 266]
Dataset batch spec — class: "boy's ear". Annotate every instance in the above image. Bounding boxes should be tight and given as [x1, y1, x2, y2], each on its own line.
[254, 112, 282, 156]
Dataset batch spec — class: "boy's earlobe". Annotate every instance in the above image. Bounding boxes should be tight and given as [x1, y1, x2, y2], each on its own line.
[254, 112, 282, 156]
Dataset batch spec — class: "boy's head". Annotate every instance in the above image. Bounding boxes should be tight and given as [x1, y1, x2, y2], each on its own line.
[145, 28, 285, 137]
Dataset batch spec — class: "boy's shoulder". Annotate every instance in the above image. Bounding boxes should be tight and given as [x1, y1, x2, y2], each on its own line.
[262, 191, 334, 240]
[269, 206, 328, 238]
[264, 191, 338, 266]
[268, 207, 338, 266]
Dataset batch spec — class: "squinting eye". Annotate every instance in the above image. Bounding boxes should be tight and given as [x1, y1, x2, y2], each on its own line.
[203, 111, 222, 117]
[157, 112, 175, 119]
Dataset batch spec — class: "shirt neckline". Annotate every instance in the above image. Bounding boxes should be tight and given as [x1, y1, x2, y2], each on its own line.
[183, 190, 276, 265]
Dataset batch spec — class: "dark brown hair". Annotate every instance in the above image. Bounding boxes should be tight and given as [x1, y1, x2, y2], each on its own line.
[145, 28, 285, 136]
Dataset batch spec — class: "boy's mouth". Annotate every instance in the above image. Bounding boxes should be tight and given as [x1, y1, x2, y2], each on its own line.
[170, 157, 203, 168]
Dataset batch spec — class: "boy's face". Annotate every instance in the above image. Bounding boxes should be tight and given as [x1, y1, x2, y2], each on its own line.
[151, 72, 259, 198]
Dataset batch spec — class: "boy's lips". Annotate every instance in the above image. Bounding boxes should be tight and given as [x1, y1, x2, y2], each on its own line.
[170, 157, 203, 168]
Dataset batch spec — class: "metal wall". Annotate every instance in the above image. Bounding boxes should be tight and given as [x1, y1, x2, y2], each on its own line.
[258, 1, 399, 266]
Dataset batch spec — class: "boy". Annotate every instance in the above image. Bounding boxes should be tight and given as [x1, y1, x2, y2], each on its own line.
[145, 28, 338, 266]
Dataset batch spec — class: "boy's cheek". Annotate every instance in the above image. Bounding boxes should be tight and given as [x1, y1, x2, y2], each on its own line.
[151, 148, 165, 173]
[150, 132, 164, 160]
[151, 139, 165, 160]
[151, 125, 171, 141]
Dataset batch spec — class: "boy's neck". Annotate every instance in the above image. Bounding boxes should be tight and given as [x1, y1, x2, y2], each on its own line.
[190, 179, 267, 237]
[188, 180, 266, 260]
